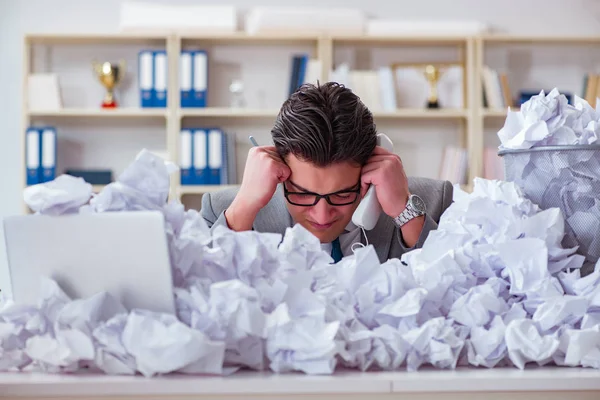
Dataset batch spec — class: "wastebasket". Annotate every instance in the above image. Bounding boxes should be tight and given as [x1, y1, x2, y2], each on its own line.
[498, 144, 600, 276]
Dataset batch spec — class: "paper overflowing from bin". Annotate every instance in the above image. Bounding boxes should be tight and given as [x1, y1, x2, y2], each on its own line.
[496, 88, 600, 274]
[498, 88, 599, 150]
[2, 149, 600, 376]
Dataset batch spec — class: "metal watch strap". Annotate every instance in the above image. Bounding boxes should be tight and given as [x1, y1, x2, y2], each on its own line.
[393, 201, 423, 227]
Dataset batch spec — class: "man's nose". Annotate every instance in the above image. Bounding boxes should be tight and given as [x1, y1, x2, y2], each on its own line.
[310, 198, 334, 222]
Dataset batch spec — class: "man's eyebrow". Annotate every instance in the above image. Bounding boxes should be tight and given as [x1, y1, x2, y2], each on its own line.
[288, 180, 312, 192]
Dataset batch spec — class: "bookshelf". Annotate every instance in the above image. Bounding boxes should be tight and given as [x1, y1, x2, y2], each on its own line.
[24, 32, 598, 213]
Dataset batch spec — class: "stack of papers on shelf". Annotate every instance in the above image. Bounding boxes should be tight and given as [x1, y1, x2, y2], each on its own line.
[244, 7, 365, 35]
[119, 2, 237, 33]
[366, 20, 490, 36]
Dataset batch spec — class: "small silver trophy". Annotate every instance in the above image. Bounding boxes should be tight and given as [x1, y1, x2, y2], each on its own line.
[229, 79, 246, 108]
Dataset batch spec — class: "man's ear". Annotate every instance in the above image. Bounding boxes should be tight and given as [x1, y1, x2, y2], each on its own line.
[359, 182, 369, 199]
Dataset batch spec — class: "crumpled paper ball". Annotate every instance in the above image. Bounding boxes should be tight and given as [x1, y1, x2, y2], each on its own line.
[2, 149, 600, 376]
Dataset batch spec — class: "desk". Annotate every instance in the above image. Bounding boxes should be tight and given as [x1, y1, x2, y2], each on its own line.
[1, 367, 599, 400]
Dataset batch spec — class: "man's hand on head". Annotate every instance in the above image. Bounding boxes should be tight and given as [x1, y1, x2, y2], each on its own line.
[226, 145, 291, 231]
[359, 145, 410, 219]
[359, 145, 425, 248]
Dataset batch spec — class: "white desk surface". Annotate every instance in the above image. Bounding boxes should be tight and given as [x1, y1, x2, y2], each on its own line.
[1, 366, 600, 399]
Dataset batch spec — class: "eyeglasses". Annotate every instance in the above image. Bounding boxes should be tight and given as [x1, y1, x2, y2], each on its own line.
[283, 180, 361, 206]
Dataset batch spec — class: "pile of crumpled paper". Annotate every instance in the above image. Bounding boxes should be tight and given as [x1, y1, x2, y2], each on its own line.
[1, 89, 600, 376]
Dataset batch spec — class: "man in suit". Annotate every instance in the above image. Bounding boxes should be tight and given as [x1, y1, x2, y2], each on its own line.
[201, 82, 453, 263]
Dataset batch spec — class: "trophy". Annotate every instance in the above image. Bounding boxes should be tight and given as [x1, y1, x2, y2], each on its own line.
[92, 60, 126, 108]
[228, 79, 246, 108]
[423, 64, 443, 109]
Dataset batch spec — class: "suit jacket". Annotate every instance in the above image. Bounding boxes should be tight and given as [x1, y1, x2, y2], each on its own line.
[200, 177, 454, 263]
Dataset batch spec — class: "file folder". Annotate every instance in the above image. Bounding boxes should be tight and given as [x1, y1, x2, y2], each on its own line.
[138, 50, 154, 107]
[193, 129, 207, 184]
[26, 128, 41, 185]
[207, 128, 223, 185]
[193, 51, 208, 107]
[221, 132, 229, 184]
[180, 51, 194, 108]
[40, 127, 56, 183]
[179, 129, 193, 185]
[154, 50, 168, 108]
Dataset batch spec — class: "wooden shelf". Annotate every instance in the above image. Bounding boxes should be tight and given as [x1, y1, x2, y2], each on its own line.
[25, 32, 168, 45]
[28, 108, 168, 118]
[179, 108, 279, 118]
[481, 35, 600, 45]
[91, 185, 106, 193]
[482, 108, 520, 118]
[373, 109, 468, 119]
[178, 185, 239, 195]
[331, 35, 469, 46]
[180, 32, 320, 45]
[179, 108, 468, 119]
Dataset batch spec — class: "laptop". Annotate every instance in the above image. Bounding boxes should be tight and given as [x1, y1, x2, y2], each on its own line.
[3, 210, 176, 315]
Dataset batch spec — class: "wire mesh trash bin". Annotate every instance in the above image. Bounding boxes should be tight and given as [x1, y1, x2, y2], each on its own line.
[498, 145, 600, 276]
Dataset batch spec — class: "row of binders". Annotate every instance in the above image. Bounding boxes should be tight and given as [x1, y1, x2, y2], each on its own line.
[179, 128, 237, 185]
[25, 126, 56, 185]
[138, 49, 208, 108]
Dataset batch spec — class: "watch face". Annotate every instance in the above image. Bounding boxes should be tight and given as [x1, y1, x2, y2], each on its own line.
[410, 195, 426, 213]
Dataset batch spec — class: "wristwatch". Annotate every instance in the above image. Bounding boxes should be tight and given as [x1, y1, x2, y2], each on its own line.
[393, 194, 426, 228]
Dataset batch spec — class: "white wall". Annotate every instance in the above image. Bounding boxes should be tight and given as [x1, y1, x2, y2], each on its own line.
[2, 0, 600, 295]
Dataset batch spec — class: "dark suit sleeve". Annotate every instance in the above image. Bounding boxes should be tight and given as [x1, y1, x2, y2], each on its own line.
[200, 192, 231, 231]
[395, 180, 454, 251]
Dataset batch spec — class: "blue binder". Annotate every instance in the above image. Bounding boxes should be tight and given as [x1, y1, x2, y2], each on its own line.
[180, 50, 194, 108]
[207, 128, 223, 185]
[154, 50, 168, 108]
[40, 127, 56, 182]
[138, 50, 154, 108]
[221, 132, 229, 185]
[193, 128, 208, 184]
[297, 54, 308, 88]
[192, 50, 208, 107]
[25, 127, 41, 185]
[179, 129, 194, 185]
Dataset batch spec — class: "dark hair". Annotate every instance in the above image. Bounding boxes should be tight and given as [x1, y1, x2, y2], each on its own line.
[271, 82, 377, 167]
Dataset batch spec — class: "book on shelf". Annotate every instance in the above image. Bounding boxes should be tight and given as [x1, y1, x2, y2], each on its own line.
[482, 66, 512, 109]
[179, 127, 237, 186]
[438, 145, 468, 185]
[288, 54, 322, 96]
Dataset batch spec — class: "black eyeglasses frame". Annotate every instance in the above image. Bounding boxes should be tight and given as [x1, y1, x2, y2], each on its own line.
[283, 180, 361, 207]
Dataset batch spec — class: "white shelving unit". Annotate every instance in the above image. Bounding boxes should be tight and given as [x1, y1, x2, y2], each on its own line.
[24, 32, 596, 213]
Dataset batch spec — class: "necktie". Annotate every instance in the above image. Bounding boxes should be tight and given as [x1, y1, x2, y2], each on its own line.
[331, 237, 343, 263]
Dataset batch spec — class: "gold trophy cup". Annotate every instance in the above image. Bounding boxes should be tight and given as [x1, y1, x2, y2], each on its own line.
[423, 64, 443, 109]
[92, 60, 126, 108]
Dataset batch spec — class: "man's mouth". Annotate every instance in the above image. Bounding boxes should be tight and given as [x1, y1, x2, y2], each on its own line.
[308, 220, 335, 230]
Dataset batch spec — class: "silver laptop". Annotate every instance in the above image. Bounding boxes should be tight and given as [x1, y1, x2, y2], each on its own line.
[3, 210, 176, 315]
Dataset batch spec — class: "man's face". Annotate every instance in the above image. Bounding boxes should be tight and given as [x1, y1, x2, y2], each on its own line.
[283, 154, 362, 243]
